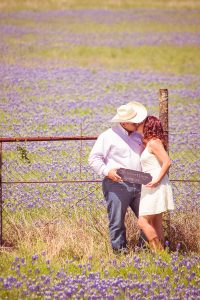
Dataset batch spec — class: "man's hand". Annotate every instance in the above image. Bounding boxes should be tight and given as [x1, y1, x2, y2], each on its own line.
[108, 169, 122, 182]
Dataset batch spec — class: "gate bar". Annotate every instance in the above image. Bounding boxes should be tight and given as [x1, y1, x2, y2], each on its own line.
[0, 136, 97, 143]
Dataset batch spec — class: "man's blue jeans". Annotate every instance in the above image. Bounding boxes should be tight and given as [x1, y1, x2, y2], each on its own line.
[102, 178, 141, 250]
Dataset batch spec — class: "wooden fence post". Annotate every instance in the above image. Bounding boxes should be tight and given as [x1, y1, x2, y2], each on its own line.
[159, 89, 169, 150]
[159, 89, 170, 246]
[0, 142, 3, 246]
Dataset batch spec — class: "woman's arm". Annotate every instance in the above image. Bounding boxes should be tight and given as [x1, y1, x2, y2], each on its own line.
[146, 139, 171, 188]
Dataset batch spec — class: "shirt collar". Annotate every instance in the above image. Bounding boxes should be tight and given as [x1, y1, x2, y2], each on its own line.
[116, 123, 133, 136]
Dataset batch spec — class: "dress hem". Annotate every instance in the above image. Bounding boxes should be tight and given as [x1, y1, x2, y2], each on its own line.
[139, 208, 174, 216]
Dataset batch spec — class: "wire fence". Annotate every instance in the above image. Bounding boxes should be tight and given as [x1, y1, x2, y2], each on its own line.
[0, 132, 200, 245]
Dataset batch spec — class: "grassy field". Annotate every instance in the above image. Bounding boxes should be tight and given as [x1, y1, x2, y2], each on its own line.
[1, 0, 200, 11]
[0, 0, 200, 299]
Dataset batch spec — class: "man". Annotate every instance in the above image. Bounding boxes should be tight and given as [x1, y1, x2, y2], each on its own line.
[88, 101, 147, 254]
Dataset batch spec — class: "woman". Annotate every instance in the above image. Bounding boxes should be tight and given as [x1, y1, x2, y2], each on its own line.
[137, 116, 174, 252]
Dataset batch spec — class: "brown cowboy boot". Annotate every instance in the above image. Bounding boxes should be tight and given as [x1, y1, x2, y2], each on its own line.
[149, 237, 164, 253]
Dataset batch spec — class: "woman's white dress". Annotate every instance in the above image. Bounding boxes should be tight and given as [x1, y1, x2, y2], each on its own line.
[139, 146, 174, 216]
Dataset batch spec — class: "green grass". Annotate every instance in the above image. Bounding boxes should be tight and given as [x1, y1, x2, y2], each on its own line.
[170, 96, 200, 105]
[23, 45, 200, 74]
[68, 107, 92, 116]
[3, 43, 197, 75]
[1, 0, 200, 11]
[2, 17, 200, 34]
[63, 21, 200, 34]
[0, 109, 8, 122]
[0, 248, 190, 296]
[1, 4, 200, 75]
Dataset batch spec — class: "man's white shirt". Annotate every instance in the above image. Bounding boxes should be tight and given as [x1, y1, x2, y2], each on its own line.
[88, 124, 144, 177]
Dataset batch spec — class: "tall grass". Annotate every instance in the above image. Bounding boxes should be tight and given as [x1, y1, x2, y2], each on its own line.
[2, 202, 110, 261]
[2, 202, 200, 261]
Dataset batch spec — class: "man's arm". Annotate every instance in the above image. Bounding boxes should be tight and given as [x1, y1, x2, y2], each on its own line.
[88, 132, 122, 182]
[88, 133, 111, 177]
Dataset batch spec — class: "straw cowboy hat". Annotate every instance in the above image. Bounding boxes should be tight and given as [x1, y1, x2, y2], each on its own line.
[110, 101, 147, 123]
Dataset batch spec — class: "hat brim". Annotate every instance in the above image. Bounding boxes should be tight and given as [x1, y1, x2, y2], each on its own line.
[110, 102, 147, 123]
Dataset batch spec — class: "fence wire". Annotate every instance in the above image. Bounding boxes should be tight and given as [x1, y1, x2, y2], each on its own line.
[1, 134, 199, 213]
[1, 139, 101, 213]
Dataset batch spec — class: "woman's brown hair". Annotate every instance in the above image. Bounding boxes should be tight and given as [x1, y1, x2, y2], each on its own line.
[143, 116, 167, 150]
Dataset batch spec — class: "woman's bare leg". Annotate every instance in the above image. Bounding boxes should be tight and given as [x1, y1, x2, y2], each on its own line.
[138, 214, 164, 252]
[138, 215, 157, 241]
[152, 213, 164, 245]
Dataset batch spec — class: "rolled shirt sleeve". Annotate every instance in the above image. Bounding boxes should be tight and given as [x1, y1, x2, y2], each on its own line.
[88, 132, 111, 176]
